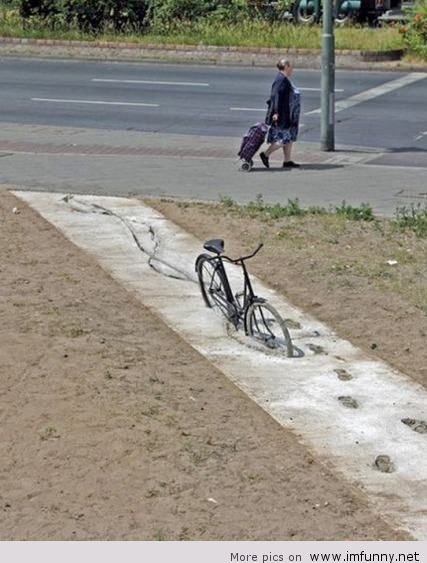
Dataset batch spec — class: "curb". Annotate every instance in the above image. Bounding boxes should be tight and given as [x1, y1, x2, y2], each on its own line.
[1, 36, 425, 70]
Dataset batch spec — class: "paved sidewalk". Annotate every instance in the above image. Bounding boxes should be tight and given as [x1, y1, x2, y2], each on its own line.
[1, 122, 426, 216]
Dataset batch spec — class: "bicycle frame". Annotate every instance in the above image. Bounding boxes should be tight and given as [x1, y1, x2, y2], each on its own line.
[203, 243, 264, 327]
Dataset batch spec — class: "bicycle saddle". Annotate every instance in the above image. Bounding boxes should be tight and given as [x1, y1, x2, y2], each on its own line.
[203, 239, 224, 255]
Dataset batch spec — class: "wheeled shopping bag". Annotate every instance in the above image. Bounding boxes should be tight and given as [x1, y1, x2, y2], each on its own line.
[237, 122, 269, 171]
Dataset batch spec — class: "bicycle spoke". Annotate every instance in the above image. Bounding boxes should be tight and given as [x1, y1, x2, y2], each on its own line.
[197, 255, 235, 323]
[246, 302, 293, 355]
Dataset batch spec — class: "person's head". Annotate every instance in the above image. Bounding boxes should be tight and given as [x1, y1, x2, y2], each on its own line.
[276, 59, 293, 76]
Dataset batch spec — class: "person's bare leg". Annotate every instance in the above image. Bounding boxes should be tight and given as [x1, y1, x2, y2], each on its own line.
[264, 143, 281, 157]
[282, 142, 300, 167]
[283, 142, 292, 162]
[260, 143, 281, 169]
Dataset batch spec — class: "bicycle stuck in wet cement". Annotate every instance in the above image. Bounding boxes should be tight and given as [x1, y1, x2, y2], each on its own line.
[195, 239, 293, 356]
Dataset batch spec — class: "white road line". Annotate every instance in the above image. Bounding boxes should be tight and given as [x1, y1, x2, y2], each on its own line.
[299, 87, 344, 92]
[415, 130, 427, 141]
[306, 72, 427, 115]
[230, 107, 265, 112]
[230, 88, 344, 112]
[92, 78, 210, 87]
[31, 98, 159, 107]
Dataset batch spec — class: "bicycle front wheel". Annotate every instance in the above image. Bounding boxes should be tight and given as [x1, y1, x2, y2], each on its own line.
[245, 301, 293, 356]
[196, 254, 231, 319]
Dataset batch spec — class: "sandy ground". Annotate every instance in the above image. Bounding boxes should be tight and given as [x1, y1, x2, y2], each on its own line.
[0, 190, 411, 540]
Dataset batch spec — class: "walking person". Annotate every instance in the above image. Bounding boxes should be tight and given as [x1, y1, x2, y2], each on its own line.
[260, 59, 301, 169]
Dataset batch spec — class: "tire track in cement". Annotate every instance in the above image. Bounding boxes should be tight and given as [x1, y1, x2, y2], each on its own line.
[14, 191, 427, 539]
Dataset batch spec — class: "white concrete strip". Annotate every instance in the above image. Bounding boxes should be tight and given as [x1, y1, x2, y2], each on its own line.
[14, 191, 427, 540]
[306, 72, 427, 115]
[31, 98, 159, 108]
[92, 78, 210, 87]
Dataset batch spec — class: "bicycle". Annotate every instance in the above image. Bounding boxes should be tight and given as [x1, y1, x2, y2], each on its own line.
[195, 239, 293, 356]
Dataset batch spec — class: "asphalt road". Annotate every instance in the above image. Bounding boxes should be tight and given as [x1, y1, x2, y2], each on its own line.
[1, 57, 427, 151]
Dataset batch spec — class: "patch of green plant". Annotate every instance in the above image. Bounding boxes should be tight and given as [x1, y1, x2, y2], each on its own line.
[244, 194, 311, 217]
[220, 194, 376, 222]
[334, 201, 375, 221]
[400, 0, 427, 59]
[394, 203, 427, 237]
[219, 194, 235, 208]
[39, 426, 60, 440]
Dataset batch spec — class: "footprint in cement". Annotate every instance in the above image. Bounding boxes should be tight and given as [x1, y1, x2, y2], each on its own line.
[401, 418, 427, 434]
[338, 396, 359, 409]
[334, 368, 353, 381]
[374, 455, 395, 473]
[307, 343, 327, 355]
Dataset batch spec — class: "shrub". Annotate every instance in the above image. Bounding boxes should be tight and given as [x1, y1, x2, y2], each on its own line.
[146, 0, 211, 32]
[18, 0, 149, 32]
[400, 0, 427, 58]
[20, 0, 59, 21]
[208, 0, 252, 23]
[146, 0, 252, 32]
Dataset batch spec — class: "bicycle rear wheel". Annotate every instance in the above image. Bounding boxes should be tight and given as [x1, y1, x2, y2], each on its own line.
[245, 301, 293, 356]
[196, 254, 231, 320]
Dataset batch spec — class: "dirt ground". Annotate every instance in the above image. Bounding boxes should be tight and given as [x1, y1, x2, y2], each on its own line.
[0, 189, 413, 540]
[151, 198, 427, 391]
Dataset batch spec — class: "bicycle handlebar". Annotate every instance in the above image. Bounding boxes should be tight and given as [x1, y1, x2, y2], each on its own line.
[226, 243, 264, 264]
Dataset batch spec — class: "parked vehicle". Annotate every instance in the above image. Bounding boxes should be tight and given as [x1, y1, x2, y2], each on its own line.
[251, 0, 413, 26]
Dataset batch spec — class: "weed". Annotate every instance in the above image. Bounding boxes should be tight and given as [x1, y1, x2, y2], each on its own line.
[141, 405, 160, 417]
[222, 195, 376, 222]
[152, 529, 167, 541]
[394, 203, 427, 237]
[40, 426, 60, 441]
[178, 527, 191, 541]
[177, 201, 190, 209]
[184, 442, 209, 465]
[219, 194, 235, 208]
[334, 201, 375, 221]
[245, 195, 310, 218]
[66, 326, 86, 338]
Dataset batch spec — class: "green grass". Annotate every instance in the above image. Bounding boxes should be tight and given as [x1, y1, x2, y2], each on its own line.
[220, 194, 376, 222]
[395, 203, 427, 237]
[219, 195, 427, 239]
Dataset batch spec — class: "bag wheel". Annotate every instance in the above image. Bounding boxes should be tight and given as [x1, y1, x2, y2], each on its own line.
[240, 161, 252, 172]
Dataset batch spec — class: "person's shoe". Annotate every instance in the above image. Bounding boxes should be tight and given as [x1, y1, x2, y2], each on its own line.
[260, 152, 270, 169]
[283, 160, 301, 168]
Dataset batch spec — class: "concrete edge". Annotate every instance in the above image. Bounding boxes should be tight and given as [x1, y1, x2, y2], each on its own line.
[1, 36, 426, 70]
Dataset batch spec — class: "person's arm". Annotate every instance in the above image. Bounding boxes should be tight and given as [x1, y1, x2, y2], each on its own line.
[280, 78, 291, 126]
[270, 79, 281, 122]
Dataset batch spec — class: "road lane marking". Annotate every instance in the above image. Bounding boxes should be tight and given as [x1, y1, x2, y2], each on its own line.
[31, 98, 159, 107]
[230, 87, 344, 112]
[92, 78, 210, 87]
[230, 107, 265, 112]
[306, 72, 427, 115]
[299, 87, 344, 92]
[415, 130, 427, 141]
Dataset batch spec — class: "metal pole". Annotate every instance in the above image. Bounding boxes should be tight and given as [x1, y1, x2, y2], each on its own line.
[320, 0, 335, 151]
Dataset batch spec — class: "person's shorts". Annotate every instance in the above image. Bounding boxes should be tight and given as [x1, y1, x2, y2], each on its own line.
[267, 124, 298, 145]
